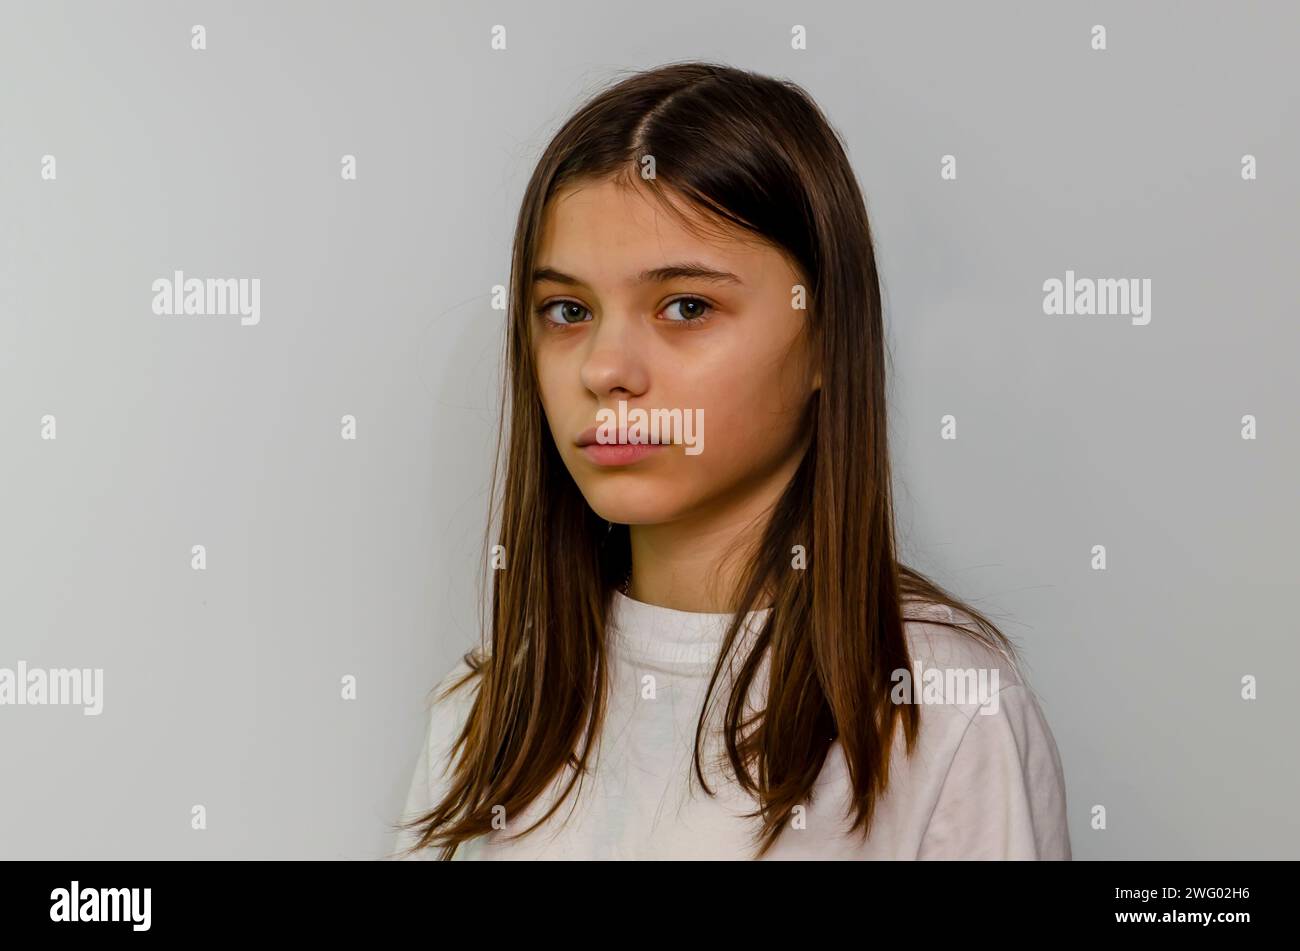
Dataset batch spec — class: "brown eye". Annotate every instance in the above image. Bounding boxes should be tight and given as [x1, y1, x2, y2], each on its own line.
[661, 297, 713, 322]
[537, 300, 592, 325]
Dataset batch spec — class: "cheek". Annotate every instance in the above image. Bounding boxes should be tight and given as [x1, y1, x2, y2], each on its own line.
[533, 348, 569, 418]
[681, 355, 804, 469]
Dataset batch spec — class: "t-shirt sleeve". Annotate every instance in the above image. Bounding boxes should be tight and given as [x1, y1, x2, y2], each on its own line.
[388, 660, 477, 861]
[390, 709, 437, 860]
[918, 683, 1071, 860]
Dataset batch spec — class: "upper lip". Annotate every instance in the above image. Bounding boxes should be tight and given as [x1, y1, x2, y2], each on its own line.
[575, 425, 643, 447]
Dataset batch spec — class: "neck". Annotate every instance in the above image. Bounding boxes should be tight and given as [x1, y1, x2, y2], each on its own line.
[624, 460, 797, 613]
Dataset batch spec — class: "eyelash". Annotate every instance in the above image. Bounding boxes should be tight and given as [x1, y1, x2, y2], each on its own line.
[532, 296, 715, 331]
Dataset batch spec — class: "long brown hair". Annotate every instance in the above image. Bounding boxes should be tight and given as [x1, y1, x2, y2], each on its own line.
[398, 61, 1022, 860]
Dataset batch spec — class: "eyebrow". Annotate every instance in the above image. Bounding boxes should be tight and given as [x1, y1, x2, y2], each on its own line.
[532, 262, 743, 288]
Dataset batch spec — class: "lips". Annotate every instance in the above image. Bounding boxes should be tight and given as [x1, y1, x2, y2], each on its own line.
[579, 440, 666, 467]
[575, 425, 652, 447]
[574, 421, 667, 467]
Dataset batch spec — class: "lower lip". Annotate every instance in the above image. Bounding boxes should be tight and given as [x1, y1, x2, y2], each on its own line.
[580, 443, 667, 466]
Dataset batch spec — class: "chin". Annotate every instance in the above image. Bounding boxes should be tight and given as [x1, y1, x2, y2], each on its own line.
[578, 483, 692, 526]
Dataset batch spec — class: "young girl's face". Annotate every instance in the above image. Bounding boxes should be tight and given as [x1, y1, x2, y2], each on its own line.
[531, 176, 818, 527]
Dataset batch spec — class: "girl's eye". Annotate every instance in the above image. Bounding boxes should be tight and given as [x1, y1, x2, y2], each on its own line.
[533, 296, 714, 328]
[661, 297, 713, 322]
[535, 300, 592, 326]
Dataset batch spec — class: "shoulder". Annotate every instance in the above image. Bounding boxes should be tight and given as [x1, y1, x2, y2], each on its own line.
[419, 655, 482, 759]
[895, 602, 1071, 858]
[392, 656, 482, 859]
[915, 676, 1072, 858]
[900, 599, 1025, 693]
[400, 657, 483, 805]
[427, 654, 481, 705]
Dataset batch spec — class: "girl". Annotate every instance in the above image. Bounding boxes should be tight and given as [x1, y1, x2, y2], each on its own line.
[392, 61, 1070, 860]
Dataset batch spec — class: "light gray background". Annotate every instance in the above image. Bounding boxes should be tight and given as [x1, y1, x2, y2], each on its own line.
[2, 1, 1296, 859]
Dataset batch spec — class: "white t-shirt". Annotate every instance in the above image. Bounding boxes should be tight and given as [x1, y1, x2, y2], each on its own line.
[392, 590, 1071, 860]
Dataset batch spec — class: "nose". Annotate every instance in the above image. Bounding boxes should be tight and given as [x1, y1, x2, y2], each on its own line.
[579, 309, 650, 401]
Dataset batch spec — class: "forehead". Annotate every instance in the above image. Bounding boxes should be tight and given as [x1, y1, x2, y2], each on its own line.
[536, 178, 774, 281]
